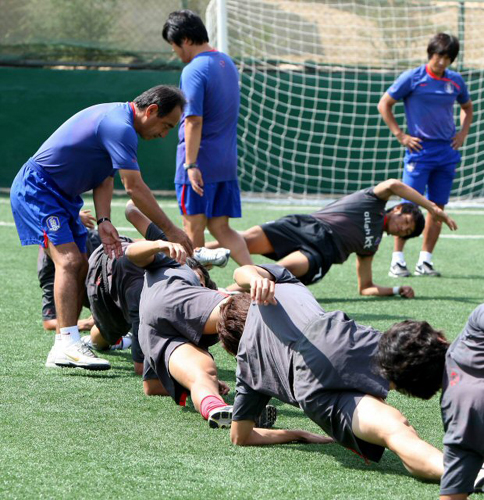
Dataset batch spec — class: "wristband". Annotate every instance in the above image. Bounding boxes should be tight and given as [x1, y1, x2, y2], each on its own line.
[393, 286, 401, 296]
[183, 162, 198, 171]
[97, 217, 111, 225]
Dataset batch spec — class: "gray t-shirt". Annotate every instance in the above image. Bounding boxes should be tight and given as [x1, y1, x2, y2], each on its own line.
[311, 188, 387, 263]
[233, 264, 389, 422]
[138, 265, 226, 369]
[440, 304, 484, 496]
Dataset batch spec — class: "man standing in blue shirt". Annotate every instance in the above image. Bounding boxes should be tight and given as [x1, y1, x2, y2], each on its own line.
[162, 10, 253, 267]
[10, 85, 192, 370]
[378, 33, 473, 277]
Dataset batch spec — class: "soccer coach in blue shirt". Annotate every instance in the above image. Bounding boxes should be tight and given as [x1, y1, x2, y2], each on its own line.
[10, 85, 192, 370]
[162, 10, 253, 267]
[378, 33, 473, 278]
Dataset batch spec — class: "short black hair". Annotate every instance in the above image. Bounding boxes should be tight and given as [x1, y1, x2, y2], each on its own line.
[427, 33, 460, 63]
[162, 10, 209, 47]
[217, 293, 251, 356]
[186, 257, 217, 290]
[386, 202, 425, 240]
[133, 85, 186, 118]
[377, 320, 449, 400]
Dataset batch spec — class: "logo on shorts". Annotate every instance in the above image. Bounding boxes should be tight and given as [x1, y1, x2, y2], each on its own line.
[46, 216, 61, 232]
[450, 370, 460, 387]
[445, 82, 454, 94]
[406, 163, 416, 172]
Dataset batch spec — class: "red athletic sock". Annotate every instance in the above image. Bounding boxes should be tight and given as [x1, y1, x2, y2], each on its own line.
[200, 395, 226, 420]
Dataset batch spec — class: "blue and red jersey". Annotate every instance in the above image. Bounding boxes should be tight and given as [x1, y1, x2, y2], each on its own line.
[32, 102, 140, 197]
[175, 50, 240, 184]
[387, 64, 470, 142]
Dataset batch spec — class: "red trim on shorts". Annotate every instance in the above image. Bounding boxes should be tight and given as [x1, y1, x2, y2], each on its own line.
[179, 391, 188, 407]
[180, 184, 188, 215]
[425, 65, 461, 90]
[348, 447, 371, 465]
[43, 231, 49, 249]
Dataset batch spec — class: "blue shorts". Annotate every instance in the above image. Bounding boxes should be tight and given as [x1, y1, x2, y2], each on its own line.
[175, 180, 242, 218]
[10, 160, 87, 252]
[403, 141, 460, 206]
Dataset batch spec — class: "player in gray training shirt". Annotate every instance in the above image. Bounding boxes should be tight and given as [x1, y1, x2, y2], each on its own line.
[206, 179, 457, 298]
[439, 304, 484, 499]
[217, 264, 447, 480]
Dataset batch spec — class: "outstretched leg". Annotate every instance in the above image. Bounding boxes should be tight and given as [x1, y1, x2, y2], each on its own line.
[352, 395, 443, 480]
[207, 216, 253, 266]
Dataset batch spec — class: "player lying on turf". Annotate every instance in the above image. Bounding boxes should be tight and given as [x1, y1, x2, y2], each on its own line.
[437, 304, 484, 499]
[217, 264, 446, 480]
[126, 242, 276, 429]
[207, 179, 457, 298]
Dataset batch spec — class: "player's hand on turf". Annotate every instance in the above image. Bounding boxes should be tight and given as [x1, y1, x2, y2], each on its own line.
[99, 221, 123, 259]
[218, 380, 230, 396]
[399, 286, 414, 299]
[164, 226, 194, 255]
[452, 130, 466, 150]
[157, 241, 187, 265]
[397, 132, 422, 153]
[296, 431, 334, 445]
[79, 210, 96, 229]
[430, 206, 458, 231]
[250, 276, 277, 306]
[188, 167, 204, 197]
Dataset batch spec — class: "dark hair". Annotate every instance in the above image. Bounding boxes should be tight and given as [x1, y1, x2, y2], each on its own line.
[217, 293, 251, 356]
[377, 320, 449, 400]
[427, 33, 460, 63]
[185, 257, 217, 290]
[386, 202, 425, 239]
[133, 85, 186, 118]
[162, 10, 209, 47]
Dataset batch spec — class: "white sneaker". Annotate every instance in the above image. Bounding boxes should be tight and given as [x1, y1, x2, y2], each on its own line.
[110, 333, 132, 351]
[474, 466, 484, 493]
[55, 340, 111, 370]
[45, 346, 61, 368]
[388, 262, 411, 278]
[194, 247, 231, 268]
[415, 261, 441, 277]
[208, 405, 233, 429]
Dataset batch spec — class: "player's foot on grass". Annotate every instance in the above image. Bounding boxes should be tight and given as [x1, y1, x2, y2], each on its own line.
[255, 405, 277, 429]
[194, 247, 231, 268]
[474, 466, 484, 493]
[54, 341, 111, 370]
[388, 262, 411, 278]
[81, 333, 132, 351]
[415, 261, 441, 277]
[208, 405, 233, 429]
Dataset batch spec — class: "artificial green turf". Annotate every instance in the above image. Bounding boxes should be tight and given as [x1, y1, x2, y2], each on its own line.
[0, 194, 482, 499]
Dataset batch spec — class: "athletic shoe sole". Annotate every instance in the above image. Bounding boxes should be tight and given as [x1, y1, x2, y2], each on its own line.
[208, 407, 233, 429]
[255, 405, 277, 429]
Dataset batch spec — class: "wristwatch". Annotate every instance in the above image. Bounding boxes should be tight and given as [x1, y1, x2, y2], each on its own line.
[183, 162, 198, 171]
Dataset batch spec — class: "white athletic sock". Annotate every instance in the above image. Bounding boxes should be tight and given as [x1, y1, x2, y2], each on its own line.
[60, 326, 81, 347]
[418, 251, 433, 265]
[391, 252, 406, 266]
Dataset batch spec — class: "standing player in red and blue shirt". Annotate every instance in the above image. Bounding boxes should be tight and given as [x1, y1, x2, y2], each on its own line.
[378, 33, 473, 278]
[162, 10, 253, 267]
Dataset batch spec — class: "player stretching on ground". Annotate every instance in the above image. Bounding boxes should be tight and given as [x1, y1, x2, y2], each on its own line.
[207, 179, 457, 298]
[217, 264, 446, 480]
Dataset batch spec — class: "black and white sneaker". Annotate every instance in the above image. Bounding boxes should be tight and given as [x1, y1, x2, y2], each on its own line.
[194, 247, 231, 268]
[474, 466, 484, 493]
[388, 262, 411, 278]
[415, 261, 441, 277]
[255, 405, 277, 429]
[208, 405, 233, 429]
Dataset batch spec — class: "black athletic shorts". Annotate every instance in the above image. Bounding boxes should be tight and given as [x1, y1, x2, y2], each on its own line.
[260, 214, 337, 285]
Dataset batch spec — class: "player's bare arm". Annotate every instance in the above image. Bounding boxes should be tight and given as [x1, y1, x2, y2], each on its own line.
[377, 93, 422, 152]
[452, 99, 473, 150]
[119, 169, 194, 254]
[125, 239, 187, 267]
[184, 115, 204, 196]
[374, 179, 457, 230]
[93, 176, 122, 258]
[233, 265, 277, 305]
[356, 255, 414, 298]
[231, 420, 334, 446]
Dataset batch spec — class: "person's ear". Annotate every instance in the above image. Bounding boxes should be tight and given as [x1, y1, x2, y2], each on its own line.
[145, 104, 159, 118]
